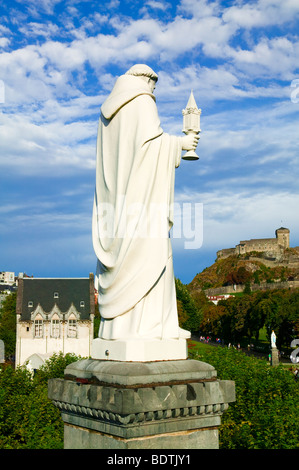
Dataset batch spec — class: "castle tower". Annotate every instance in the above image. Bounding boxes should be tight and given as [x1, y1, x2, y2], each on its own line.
[275, 227, 290, 249]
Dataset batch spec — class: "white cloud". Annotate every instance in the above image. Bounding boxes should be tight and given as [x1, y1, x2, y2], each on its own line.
[41, 40, 86, 70]
[174, 188, 299, 251]
[15, 0, 62, 16]
[223, 0, 299, 29]
[1, 1, 298, 227]
[1, 0, 297, 120]
[0, 111, 96, 175]
[144, 1, 171, 11]
[225, 36, 299, 80]
[198, 100, 299, 170]
[0, 37, 10, 49]
[106, 0, 120, 8]
[0, 6, 297, 181]
[178, 0, 221, 19]
[19, 21, 60, 39]
[0, 0, 297, 283]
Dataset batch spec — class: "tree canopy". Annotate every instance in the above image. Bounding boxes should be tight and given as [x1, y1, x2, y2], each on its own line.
[0, 292, 16, 358]
[189, 343, 299, 449]
[199, 288, 299, 349]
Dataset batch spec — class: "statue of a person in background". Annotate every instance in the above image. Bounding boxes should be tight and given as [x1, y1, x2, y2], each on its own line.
[0, 339, 4, 363]
[271, 330, 277, 348]
[92, 64, 199, 341]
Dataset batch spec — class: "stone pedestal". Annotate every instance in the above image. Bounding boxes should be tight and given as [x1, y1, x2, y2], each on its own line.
[48, 358, 235, 449]
[271, 347, 279, 366]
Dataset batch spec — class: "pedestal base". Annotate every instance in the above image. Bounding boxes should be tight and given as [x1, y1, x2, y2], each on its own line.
[91, 337, 188, 362]
[271, 347, 279, 366]
[48, 359, 235, 449]
[63, 423, 219, 449]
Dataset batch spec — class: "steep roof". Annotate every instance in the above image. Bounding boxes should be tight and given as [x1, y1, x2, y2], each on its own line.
[16, 274, 95, 321]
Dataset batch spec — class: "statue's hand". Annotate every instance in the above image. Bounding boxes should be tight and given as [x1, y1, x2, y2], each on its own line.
[181, 134, 200, 151]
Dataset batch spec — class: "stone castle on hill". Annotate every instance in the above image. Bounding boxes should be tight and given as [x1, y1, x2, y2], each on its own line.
[217, 227, 290, 260]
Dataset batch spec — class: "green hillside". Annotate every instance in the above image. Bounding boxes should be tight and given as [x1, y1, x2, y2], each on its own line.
[188, 251, 299, 292]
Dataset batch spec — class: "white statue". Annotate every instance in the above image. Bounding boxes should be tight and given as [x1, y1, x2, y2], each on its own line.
[92, 64, 199, 342]
[271, 330, 277, 348]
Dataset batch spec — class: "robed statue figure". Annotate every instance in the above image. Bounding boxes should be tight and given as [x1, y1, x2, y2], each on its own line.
[92, 64, 199, 342]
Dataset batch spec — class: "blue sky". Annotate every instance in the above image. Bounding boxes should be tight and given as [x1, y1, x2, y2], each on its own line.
[1, 0, 299, 284]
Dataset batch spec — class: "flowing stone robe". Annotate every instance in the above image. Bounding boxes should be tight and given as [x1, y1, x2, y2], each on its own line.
[92, 74, 183, 340]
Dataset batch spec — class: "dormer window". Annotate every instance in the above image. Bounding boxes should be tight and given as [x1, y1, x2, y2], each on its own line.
[28, 301, 33, 307]
[54, 292, 59, 299]
[80, 301, 85, 308]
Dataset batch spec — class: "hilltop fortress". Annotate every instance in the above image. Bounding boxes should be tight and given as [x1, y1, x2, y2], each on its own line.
[189, 227, 299, 298]
[217, 227, 290, 260]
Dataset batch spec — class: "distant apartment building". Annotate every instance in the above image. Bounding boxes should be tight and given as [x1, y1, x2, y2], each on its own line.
[0, 271, 15, 285]
[0, 272, 17, 310]
[15, 274, 95, 370]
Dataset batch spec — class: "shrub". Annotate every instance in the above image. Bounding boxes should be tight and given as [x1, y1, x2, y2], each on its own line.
[0, 352, 80, 449]
[189, 343, 299, 449]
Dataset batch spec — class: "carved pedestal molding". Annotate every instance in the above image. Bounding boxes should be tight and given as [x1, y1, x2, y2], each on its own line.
[48, 359, 235, 449]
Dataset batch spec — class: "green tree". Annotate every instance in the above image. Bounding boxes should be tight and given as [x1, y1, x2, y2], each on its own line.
[189, 344, 299, 449]
[197, 288, 299, 348]
[224, 266, 252, 285]
[0, 352, 80, 449]
[175, 278, 202, 333]
[200, 301, 226, 338]
[0, 292, 17, 358]
[243, 280, 251, 295]
[33, 351, 83, 385]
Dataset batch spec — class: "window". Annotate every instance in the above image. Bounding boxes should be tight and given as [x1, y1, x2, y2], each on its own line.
[68, 319, 77, 338]
[51, 319, 60, 338]
[80, 301, 85, 308]
[34, 319, 43, 338]
[54, 292, 59, 299]
[28, 301, 33, 307]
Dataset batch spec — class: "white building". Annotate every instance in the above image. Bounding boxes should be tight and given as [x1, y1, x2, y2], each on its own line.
[0, 271, 15, 285]
[15, 274, 95, 369]
[206, 295, 233, 305]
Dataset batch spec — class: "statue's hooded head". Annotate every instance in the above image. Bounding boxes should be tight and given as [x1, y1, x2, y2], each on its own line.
[101, 64, 158, 119]
[125, 64, 158, 82]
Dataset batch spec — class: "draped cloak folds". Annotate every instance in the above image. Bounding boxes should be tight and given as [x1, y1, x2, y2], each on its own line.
[92, 74, 182, 340]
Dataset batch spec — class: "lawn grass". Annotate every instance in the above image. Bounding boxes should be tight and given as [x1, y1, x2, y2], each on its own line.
[187, 339, 214, 354]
